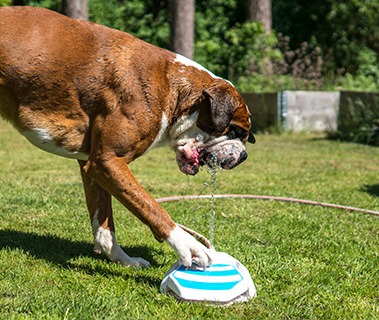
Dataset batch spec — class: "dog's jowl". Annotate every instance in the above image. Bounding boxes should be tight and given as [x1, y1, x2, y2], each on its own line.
[0, 7, 255, 268]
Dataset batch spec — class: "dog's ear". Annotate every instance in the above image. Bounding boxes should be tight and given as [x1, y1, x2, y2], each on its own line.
[248, 130, 256, 143]
[197, 88, 236, 134]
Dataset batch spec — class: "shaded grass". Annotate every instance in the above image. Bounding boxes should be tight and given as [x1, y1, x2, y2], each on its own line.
[0, 119, 378, 319]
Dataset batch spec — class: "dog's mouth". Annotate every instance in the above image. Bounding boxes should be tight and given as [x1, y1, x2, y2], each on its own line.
[175, 139, 248, 175]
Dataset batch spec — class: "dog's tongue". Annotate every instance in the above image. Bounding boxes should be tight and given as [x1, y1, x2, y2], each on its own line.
[176, 147, 200, 175]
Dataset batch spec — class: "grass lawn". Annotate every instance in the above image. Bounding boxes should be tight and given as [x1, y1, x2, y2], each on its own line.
[0, 118, 378, 319]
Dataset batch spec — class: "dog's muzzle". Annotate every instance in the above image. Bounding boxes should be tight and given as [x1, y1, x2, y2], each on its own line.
[176, 139, 248, 175]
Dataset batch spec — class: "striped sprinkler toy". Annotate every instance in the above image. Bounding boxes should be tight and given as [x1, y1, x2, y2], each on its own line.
[160, 225, 256, 305]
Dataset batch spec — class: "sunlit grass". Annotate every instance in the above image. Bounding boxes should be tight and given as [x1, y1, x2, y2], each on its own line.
[1, 119, 378, 319]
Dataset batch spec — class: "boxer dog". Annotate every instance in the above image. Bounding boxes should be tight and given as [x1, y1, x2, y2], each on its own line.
[0, 7, 255, 268]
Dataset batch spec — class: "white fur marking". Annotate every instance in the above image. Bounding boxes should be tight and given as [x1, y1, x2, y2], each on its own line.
[144, 113, 169, 153]
[174, 54, 234, 86]
[174, 54, 219, 79]
[95, 226, 114, 254]
[91, 209, 102, 254]
[21, 128, 88, 160]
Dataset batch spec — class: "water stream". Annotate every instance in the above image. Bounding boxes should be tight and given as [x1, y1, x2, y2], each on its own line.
[206, 155, 219, 246]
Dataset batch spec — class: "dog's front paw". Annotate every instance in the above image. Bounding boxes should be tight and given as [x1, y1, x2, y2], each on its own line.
[124, 257, 151, 268]
[166, 225, 213, 268]
[94, 235, 151, 268]
[111, 249, 151, 268]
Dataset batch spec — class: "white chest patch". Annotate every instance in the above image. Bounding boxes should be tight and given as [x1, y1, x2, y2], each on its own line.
[169, 112, 198, 141]
[144, 114, 169, 154]
[21, 128, 88, 160]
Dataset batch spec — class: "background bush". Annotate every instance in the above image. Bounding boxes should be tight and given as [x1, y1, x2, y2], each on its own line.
[5, 0, 377, 93]
[330, 94, 379, 146]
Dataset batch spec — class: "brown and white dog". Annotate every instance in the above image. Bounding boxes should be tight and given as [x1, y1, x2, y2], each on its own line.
[0, 7, 255, 268]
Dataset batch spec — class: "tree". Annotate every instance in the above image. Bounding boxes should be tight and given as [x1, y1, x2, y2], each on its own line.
[247, 0, 273, 75]
[62, 0, 88, 20]
[248, 0, 271, 34]
[170, 0, 195, 59]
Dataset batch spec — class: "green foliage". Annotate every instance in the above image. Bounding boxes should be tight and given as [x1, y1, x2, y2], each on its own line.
[195, 20, 282, 80]
[89, 0, 170, 48]
[194, 1, 282, 80]
[326, 0, 379, 74]
[273, 0, 379, 77]
[330, 95, 379, 146]
[194, 0, 241, 77]
[225, 22, 281, 79]
[0, 0, 11, 6]
[24, 0, 61, 11]
[335, 73, 379, 93]
[235, 74, 315, 93]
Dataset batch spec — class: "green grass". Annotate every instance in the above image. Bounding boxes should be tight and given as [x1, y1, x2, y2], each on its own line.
[0, 118, 378, 319]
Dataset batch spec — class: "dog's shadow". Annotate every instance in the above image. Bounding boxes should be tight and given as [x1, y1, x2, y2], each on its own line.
[0, 229, 162, 288]
[361, 184, 379, 197]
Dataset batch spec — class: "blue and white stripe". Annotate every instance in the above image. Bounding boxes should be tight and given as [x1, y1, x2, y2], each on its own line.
[172, 264, 243, 291]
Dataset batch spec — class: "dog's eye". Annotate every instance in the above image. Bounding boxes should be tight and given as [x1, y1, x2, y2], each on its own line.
[227, 125, 248, 141]
[227, 129, 238, 139]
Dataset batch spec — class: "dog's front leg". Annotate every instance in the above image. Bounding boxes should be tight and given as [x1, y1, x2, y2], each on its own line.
[78, 160, 150, 267]
[82, 156, 213, 268]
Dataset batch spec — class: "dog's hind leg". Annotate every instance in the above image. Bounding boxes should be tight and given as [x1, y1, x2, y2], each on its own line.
[78, 160, 150, 268]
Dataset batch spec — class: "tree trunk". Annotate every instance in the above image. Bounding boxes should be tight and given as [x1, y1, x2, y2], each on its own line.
[248, 0, 273, 75]
[248, 0, 271, 34]
[62, 0, 88, 21]
[170, 0, 195, 59]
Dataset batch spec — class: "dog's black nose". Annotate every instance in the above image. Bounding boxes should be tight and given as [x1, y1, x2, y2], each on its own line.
[237, 150, 248, 165]
[224, 150, 248, 170]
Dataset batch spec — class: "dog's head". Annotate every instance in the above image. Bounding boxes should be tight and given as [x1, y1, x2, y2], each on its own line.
[170, 79, 255, 175]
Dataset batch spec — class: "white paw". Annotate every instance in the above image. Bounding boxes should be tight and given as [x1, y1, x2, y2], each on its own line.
[93, 243, 102, 255]
[166, 225, 214, 268]
[104, 243, 151, 268]
[120, 256, 151, 268]
[93, 227, 150, 268]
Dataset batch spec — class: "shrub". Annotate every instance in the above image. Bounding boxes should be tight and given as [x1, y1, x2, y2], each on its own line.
[330, 94, 379, 146]
[0, 0, 11, 5]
